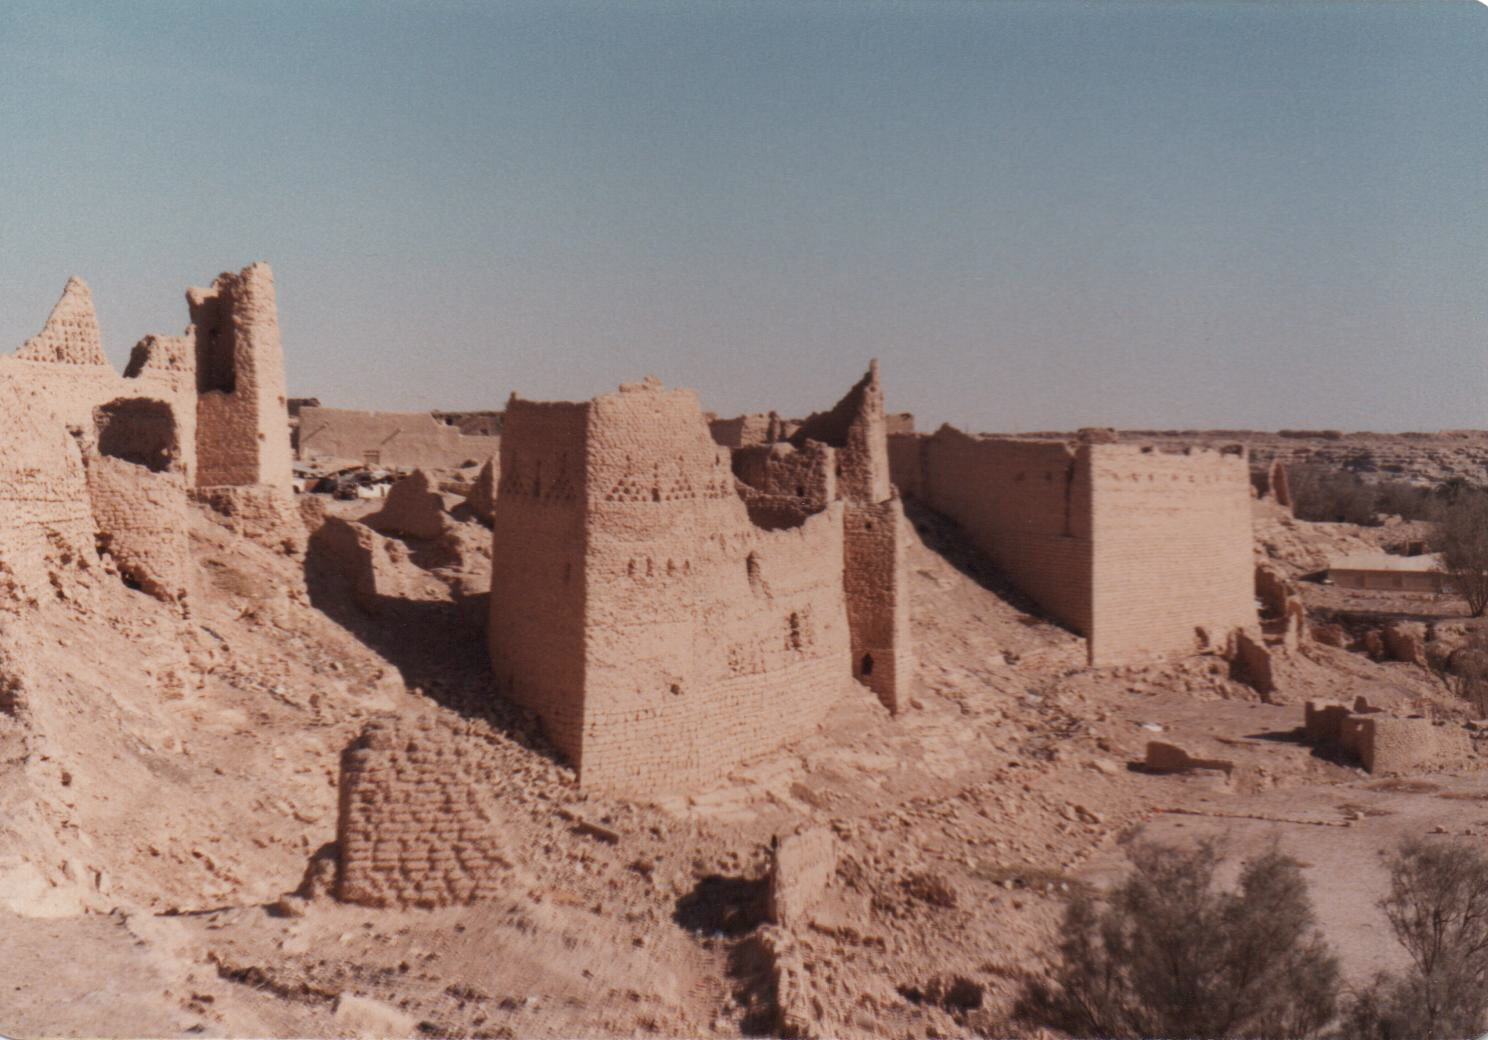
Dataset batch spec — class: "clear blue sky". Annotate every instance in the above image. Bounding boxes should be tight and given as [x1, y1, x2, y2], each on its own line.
[1, 1, 1484, 432]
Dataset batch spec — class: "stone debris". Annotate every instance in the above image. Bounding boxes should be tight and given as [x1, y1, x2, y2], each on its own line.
[769, 828, 837, 929]
[364, 470, 451, 541]
[1143, 741, 1235, 776]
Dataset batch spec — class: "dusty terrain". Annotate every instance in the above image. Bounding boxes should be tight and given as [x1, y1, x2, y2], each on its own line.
[4, 463, 1485, 1038]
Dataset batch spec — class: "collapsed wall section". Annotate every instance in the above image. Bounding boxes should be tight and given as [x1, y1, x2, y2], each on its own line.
[1085, 444, 1255, 665]
[336, 717, 509, 908]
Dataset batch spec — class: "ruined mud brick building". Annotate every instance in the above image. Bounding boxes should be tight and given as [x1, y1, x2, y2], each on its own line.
[489, 364, 912, 794]
[336, 717, 510, 908]
[296, 407, 500, 470]
[0, 263, 294, 600]
[889, 425, 1256, 666]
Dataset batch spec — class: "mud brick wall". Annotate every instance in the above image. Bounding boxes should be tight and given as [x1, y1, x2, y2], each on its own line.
[190, 263, 293, 491]
[1086, 445, 1255, 665]
[709, 412, 778, 449]
[16, 276, 108, 365]
[580, 382, 852, 793]
[84, 455, 190, 602]
[0, 379, 96, 600]
[843, 498, 912, 713]
[336, 717, 509, 909]
[793, 362, 890, 504]
[491, 368, 914, 795]
[297, 406, 500, 470]
[897, 428, 1094, 638]
[488, 398, 590, 766]
[732, 440, 838, 529]
[891, 429, 1255, 666]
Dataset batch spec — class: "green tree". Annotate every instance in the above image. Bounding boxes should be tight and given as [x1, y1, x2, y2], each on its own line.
[1017, 840, 1340, 1039]
[1337, 839, 1488, 1038]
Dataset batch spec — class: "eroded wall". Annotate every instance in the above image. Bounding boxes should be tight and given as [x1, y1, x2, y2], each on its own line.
[336, 717, 510, 908]
[298, 407, 501, 470]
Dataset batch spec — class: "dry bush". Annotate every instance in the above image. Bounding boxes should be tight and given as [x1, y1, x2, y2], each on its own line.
[1286, 464, 1438, 526]
[1428, 624, 1488, 715]
[1016, 840, 1339, 1039]
[1431, 489, 1488, 617]
[1336, 839, 1488, 1039]
[1288, 465, 1381, 525]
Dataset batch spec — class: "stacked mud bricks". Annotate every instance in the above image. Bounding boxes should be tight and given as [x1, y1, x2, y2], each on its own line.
[335, 717, 508, 908]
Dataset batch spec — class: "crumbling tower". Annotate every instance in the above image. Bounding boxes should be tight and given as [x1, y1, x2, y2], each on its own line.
[490, 379, 855, 794]
[788, 361, 914, 713]
[188, 262, 293, 490]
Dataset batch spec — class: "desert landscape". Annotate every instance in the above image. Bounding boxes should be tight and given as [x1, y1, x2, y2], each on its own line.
[5, 3, 1488, 1039]
[2, 262, 1488, 1039]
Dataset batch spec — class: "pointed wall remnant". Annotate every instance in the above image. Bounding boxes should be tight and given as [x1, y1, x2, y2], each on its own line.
[792, 359, 891, 504]
[1268, 458, 1293, 511]
[17, 277, 108, 366]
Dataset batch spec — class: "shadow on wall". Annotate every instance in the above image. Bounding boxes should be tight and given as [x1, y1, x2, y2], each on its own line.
[902, 498, 1081, 639]
[95, 397, 179, 473]
[301, 523, 565, 770]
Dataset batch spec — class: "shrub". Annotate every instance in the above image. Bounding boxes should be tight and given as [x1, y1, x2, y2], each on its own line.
[1431, 489, 1488, 617]
[1427, 624, 1488, 715]
[1288, 465, 1380, 525]
[1337, 839, 1488, 1038]
[1017, 840, 1340, 1039]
